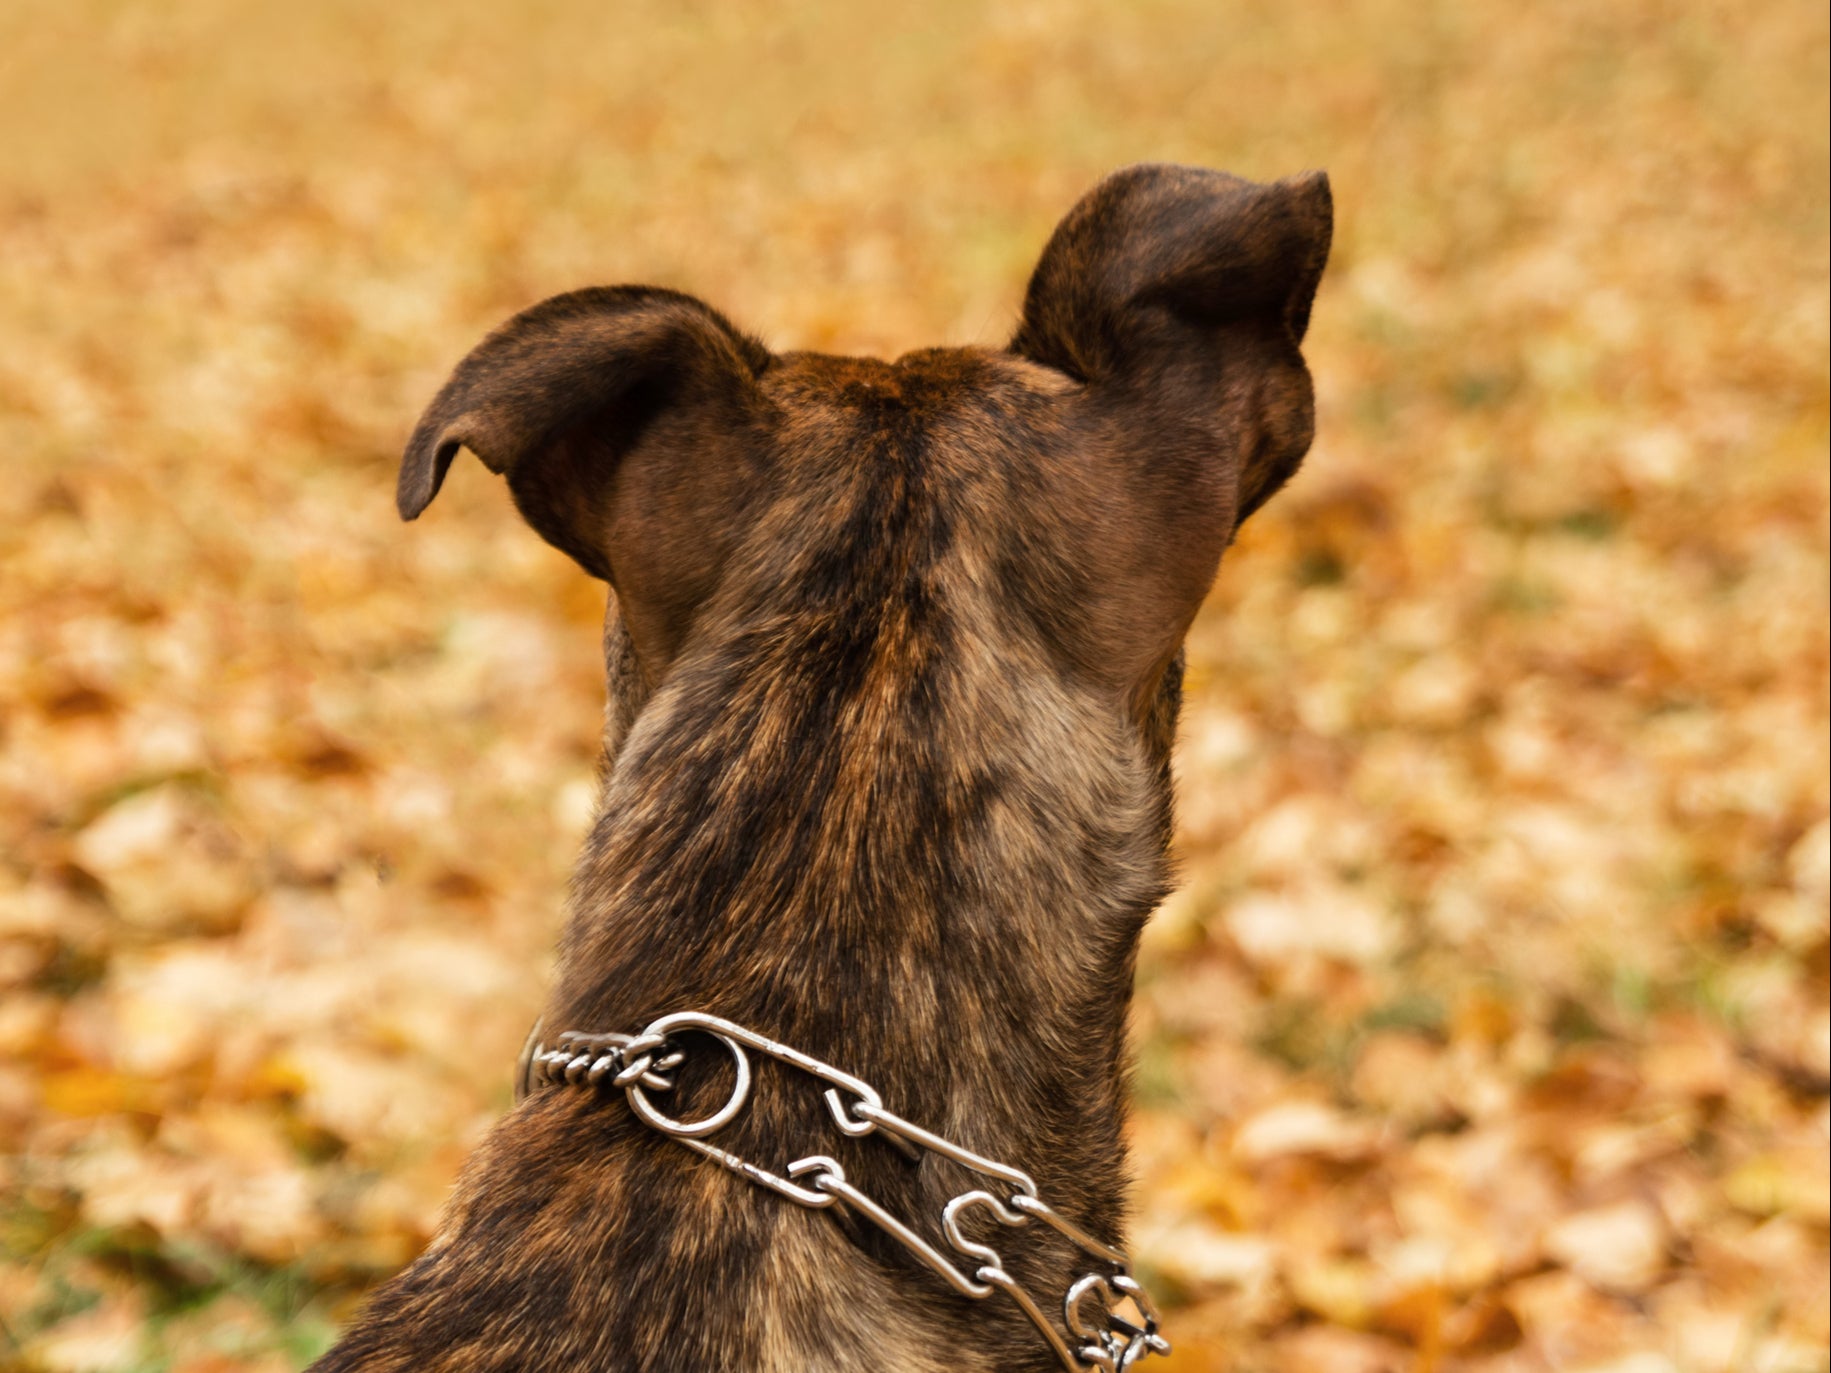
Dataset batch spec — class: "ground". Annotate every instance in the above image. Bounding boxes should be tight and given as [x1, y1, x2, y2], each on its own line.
[0, 1, 1826, 1370]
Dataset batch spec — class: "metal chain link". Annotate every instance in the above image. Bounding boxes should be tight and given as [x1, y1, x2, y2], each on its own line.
[516, 1010, 1170, 1371]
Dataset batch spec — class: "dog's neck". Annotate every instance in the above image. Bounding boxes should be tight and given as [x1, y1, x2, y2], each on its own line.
[544, 596, 1179, 1201]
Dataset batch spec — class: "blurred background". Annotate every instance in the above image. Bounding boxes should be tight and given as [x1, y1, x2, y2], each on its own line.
[1, 1, 1825, 1370]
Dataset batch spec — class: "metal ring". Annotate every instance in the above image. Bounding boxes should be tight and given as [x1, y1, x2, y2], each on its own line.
[785, 1154, 847, 1187]
[512, 1018, 545, 1103]
[1064, 1274, 1119, 1340]
[823, 1087, 877, 1137]
[625, 1032, 751, 1139]
[942, 1190, 1031, 1269]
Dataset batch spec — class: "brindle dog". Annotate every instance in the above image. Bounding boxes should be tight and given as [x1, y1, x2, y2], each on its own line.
[312, 163, 1330, 1373]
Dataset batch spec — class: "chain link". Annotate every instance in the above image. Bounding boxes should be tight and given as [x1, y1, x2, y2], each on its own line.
[516, 1010, 1170, 1370]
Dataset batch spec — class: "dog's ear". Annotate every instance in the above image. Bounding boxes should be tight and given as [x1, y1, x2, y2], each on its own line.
[400, 286, 771, 675]
[1010, 166, 1330, 702]
[1013, 163, 1330, 374]
[1012, 164, 1330, 525]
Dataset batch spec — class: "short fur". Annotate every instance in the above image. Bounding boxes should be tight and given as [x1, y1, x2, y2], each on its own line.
[315, 164, 1331, 1373]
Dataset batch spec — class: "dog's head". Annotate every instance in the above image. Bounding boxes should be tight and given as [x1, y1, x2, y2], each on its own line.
[399, 165, 1329, 748]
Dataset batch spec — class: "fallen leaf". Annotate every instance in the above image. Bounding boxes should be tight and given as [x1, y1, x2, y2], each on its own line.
[1231, 1102, 1381, 1165]
[1542, 1200, 1668, 1293]
[1724, 1151, 1831, 1224]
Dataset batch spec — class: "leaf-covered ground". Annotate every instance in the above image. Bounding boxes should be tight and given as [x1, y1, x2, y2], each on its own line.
[1, 2, 1826, 1370]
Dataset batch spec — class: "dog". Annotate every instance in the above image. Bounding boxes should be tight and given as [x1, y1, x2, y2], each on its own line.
[310, 163, 1330, 1373]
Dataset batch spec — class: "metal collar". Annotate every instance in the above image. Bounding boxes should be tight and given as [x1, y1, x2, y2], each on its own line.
[516, 1010, 1171, 1371]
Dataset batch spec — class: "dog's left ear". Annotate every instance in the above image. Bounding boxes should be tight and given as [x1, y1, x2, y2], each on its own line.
[399, 286, 771, 677]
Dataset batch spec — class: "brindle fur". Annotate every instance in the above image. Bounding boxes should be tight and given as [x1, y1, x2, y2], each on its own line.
[313, 164, 1330, 1373]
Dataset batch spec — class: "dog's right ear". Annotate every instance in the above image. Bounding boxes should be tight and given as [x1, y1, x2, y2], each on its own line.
[400, 286, 771, 675]
[1008, 166, 1331, 706]
[1012, 166, 1330, 527]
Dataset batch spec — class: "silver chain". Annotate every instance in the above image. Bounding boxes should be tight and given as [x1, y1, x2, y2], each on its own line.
[516, 1010, 1170, 1371]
